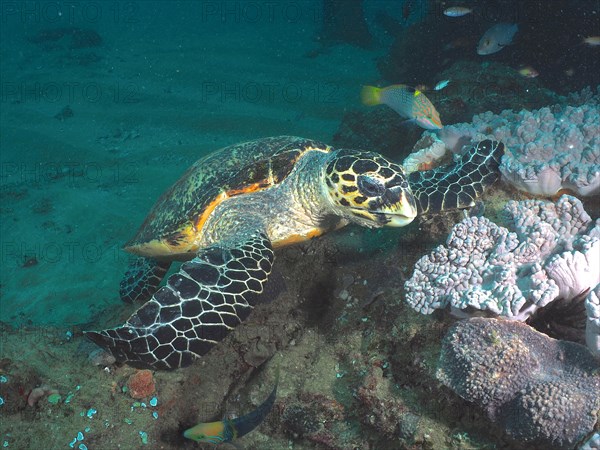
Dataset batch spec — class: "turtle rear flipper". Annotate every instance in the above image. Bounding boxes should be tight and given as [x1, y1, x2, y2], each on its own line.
[86, 230, 273, 370]
[409, 139, 504, 215]
[120, 258, 170, 304]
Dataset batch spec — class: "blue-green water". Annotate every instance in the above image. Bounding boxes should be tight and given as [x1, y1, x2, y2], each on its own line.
[1, 1, 598, 449]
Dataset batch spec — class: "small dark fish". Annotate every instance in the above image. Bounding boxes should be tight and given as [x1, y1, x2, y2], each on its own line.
[477, 23, 518, 55]
[183, 367, 279, 444]
[444, 6, 472, 17]
[434, 79, 450, 91]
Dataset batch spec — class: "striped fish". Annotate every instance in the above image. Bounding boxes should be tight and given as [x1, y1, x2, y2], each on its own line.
[361, 84, 443, 130]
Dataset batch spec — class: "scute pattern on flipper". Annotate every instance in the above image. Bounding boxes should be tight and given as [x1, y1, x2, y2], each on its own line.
[119, 257, 170, 304]
[408, 140, 504, 215]
[86, 232, 274, 370]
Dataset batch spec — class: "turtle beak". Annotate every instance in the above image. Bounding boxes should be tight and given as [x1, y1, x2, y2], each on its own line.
[385, 189, 417, 227]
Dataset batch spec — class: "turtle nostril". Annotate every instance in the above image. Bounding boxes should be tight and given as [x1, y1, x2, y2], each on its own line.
[357, 175, 385, 197]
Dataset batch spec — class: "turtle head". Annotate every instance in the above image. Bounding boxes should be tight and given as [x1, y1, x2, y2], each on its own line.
[323, 149, 417, 227]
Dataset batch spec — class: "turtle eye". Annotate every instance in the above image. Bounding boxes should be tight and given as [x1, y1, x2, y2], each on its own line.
[357, 175, 385, 197]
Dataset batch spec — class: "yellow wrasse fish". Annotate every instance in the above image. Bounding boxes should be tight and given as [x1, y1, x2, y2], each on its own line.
[518, 66, 539, 78]
[582, 36, 600, 46]
[183, 367, 279, 444]
[361, 84, 443, 130]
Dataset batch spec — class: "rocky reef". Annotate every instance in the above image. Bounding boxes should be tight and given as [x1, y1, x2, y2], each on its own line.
[438, 317, 599, 449]
[405, 195, 600, 354]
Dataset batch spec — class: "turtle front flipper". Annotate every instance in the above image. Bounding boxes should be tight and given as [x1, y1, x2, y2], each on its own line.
[408, 139, 504, 215]
[120, 258, 171, 304]
[85, 231, 273, 370]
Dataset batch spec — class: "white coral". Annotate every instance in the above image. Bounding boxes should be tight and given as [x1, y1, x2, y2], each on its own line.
[438, 87, 600, 196]
[545, 235, 600, 301]
[402, 134, 447, 174]
[585, 284, 600, 357]
[405, 196, 600, 355]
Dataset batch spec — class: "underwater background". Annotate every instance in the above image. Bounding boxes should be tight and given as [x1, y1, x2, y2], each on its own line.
[0, 1, 599, 449]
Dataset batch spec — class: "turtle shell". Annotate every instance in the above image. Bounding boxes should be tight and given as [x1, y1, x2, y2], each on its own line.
[125, 136, 331, 258]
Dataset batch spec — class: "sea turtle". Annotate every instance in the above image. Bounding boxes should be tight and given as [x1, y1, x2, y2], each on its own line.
[86, 136, 504, 369]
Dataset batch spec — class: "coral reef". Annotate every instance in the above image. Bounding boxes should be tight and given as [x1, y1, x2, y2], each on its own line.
[402, 134, 447, 173]
[439, 86, 600, 196]
[88, 348, 116, 367]
[437, 317, 600, 450]
[27, 385, 59, 407]
[586, 284, 600, 357]
[356, 364, 410, 437]
[0, 358, 40, 414]
[126, 369, 156, 399]
[432, 61, 560, 122]
[580, 432, 600, 450]
[404, 195, 600, 352]
[281, 393, 344, 448]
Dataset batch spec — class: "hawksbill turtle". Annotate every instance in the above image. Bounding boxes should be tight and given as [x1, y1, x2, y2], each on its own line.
[86, 136, 504, 369]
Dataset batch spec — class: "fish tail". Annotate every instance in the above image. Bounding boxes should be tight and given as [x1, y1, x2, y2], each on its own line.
[230, 364, 280, 439]
[361, 85, 382, 106]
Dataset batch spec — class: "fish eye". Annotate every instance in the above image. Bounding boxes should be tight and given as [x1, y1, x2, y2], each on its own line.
[357, 175, 385, 197]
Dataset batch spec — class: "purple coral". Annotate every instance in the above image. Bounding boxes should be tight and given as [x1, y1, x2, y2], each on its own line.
[439, 86, 600, 196]
[437, 318, 599, 449]
[405, 195, 600, 353]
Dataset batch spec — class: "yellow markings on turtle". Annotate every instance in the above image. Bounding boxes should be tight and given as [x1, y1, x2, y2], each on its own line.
[309, 145, 331, 153]
[125, 224, 200, 257]
[226, 181, 270, 197]
[125, 239, 171, 257]
[272, 228, 325, 248]
[195, 191, 229, 237]
[194, 181, 269, 236]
